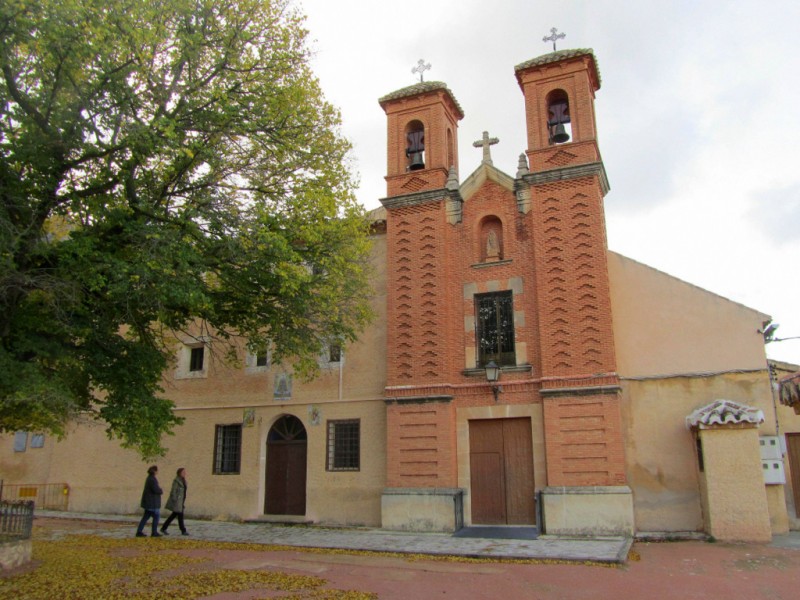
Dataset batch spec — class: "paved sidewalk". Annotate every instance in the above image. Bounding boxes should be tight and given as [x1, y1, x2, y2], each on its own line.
[35, 510, 632, 563]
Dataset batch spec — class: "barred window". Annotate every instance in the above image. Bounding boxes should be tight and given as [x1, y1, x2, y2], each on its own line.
[475, 291, 515, 367]
[326, 419, 360, 471]
[214, 424, 242, 474]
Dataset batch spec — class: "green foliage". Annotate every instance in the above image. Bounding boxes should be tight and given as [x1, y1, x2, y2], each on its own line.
[0, 0, 373, 457]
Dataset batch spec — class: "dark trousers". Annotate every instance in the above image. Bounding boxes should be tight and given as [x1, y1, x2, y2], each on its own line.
[137, 508, 160, 535]
[161, 510, 186, 533]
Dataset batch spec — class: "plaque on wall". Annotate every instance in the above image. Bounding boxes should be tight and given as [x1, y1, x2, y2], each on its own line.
[274, 372, 292, 401]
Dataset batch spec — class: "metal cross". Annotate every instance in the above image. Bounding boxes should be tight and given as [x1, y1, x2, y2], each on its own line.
[473, 131, 499, 166]
[543, 27, 566, 51]
[412, 59, 431, 82]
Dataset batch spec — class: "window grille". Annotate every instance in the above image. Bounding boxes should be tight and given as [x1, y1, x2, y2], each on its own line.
[214, 424, 242, 474]
[475, 291, 515, 366]
[326, 420, 360, 471]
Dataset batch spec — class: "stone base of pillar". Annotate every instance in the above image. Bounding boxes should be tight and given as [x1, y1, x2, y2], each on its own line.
[541, 486, 634, 537]
[381, 488, 464, 532]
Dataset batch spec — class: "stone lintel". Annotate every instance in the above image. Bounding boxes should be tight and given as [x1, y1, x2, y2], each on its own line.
[522, 161, 610, 196]
[384, 395, 454, 405]
[540, 385, 621, 398]
[380, 188, 460, 210]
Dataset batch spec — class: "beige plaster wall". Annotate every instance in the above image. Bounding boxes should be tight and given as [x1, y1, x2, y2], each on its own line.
[608, 252, 769, 377]
[699, 426, 772, 542]
[0, 234, 389, 526]
[621, 373, 779, 533]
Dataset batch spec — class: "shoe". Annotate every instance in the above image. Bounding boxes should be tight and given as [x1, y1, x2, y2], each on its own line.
[160, 529, 169, 535]
[181, 531, 189, 536]
[136, 532, 146, 537]
[151, 533, 162, 538]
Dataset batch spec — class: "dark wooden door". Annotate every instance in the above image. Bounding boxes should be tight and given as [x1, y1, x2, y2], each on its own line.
[265, 416, 307, 515]
[469, 418, 535, 525]
[787, 434, 800, 518]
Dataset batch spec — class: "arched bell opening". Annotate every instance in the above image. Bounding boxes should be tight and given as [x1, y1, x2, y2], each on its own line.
[264, 414, 307, 515]
[405, 120, 426, 171]
[546, 89, 572, 145]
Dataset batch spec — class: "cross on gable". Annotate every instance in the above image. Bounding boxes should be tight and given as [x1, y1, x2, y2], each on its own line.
[412, 59, 431, 82]
[473, 131, 499, 166]
[543, 27, 566, 51]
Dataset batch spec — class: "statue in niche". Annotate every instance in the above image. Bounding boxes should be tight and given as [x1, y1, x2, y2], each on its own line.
[486, 229, 500, 261]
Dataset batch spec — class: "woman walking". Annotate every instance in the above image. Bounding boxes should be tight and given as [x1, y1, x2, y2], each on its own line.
[161, 467, 189, 535]
[136, 465, 163, 537]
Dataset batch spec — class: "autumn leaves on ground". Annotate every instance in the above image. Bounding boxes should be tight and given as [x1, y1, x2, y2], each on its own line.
[1, 521, 376, 600]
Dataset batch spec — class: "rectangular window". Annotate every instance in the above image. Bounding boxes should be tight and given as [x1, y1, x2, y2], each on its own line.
[189, 346, 205, 372]
[30, 433, 45, 448]
[328, 344, 342, 363]
[475, 291, 515, 367]
[326, 419, 360, 471]
[13, 431, 28, 452]
[214, 424, 242, 474]
[255, 350, 269, 367]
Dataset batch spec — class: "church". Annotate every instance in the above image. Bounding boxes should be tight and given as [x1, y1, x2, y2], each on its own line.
[3, 48, 800, 542]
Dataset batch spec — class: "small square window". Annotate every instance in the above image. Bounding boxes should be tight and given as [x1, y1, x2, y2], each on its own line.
[30, 434, 45, 448]
[189, 346, 205, 372]
[326, 419, 360, 471]
[255, 351, 269, 367]
[214, 424, 242, 474]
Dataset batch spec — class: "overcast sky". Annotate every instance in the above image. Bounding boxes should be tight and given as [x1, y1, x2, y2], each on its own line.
[299, 0, 800, 367]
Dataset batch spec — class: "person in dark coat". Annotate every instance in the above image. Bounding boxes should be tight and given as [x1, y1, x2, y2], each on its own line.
[160, 467, 189, 535]
[136, 465, 163, 537]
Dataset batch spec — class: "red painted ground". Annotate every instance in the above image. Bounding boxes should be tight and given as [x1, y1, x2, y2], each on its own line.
[15, 519, 800, 599]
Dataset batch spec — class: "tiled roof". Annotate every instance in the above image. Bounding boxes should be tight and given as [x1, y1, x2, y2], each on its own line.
[514, 48, 601, 87]
[780, 371, 800, 409]
[378, 81, 464, 117]
[686, 400, 765, 429]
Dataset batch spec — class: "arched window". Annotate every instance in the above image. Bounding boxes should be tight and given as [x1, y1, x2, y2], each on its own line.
[546, 89, 571, 145]
[405, 120, 425, 171]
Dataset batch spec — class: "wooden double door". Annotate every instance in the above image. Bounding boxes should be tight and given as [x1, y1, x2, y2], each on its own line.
[469, 418, 536, 525]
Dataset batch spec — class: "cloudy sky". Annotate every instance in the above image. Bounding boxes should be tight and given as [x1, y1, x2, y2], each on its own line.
[299, 0, 800, 367]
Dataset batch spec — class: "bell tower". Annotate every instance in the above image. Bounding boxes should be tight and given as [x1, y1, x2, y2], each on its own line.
[515, 49, 633, 536]
[379, 81, 463, 197]
[378, 81, 464, 531]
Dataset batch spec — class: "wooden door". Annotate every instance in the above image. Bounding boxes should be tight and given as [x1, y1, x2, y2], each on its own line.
[787, 433, 800, 518]
[265, 416, 307, 515]
[469, 418, 535, 525]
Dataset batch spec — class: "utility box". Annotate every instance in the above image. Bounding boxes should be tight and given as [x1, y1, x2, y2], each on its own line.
[761, 459, 786, 484]
[759, 436, 782, 460]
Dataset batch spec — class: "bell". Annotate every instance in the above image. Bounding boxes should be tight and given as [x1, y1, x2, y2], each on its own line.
[408, 152, 425, 170]
[552, 123, 570, 144]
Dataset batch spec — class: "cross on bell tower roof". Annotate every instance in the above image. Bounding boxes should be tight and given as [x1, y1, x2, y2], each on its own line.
[473, 131, 499, 166]
[543, 27, 566, 51]
[412, 59, 432, 82]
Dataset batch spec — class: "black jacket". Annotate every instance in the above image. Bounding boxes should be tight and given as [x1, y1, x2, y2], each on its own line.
[140, 473, 163, 510]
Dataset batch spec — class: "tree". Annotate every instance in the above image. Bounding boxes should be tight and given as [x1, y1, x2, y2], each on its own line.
[0, 0, 373, 458]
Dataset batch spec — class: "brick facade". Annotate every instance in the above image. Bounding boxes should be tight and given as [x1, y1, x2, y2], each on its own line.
[380, 49, 627, 493]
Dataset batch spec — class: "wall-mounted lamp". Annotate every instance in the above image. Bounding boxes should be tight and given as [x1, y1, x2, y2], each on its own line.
[485, 360, 502, 402]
